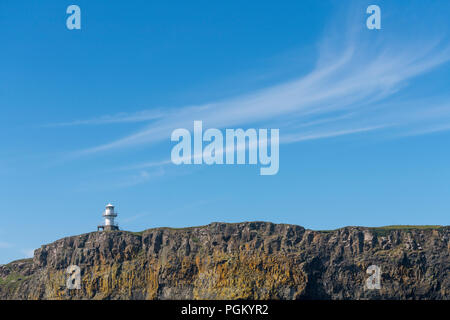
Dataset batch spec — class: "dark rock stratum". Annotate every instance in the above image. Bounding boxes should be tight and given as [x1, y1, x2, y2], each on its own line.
[0, 222, 448, 299]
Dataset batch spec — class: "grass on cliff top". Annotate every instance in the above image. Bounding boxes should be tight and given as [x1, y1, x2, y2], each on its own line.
[125, 224, 211, 236]
[0, 258, 33, 269]
[317, 225, 443, 233]
[0, 271, 31, 287]
[123, 223, 446, 237]
[125, 221, 302, 235]
[5, 258, 33, 265]
[370, 225, 442, 230]
[369, 225, 443, 236]
[127, 231, 145, 236]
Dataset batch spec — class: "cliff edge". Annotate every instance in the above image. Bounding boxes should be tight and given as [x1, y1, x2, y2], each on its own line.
[0, 222, 448, 299]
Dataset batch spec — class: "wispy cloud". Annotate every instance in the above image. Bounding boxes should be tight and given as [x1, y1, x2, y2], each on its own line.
[113, 168, 165, 188]
[56, 4, 450, 159]
[43, 109, 167, 127]
[282, 125, 389, 144]
[118, 159, 173, 171]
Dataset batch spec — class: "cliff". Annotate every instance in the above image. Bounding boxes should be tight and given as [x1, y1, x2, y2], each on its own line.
[0, 222, 449, 299]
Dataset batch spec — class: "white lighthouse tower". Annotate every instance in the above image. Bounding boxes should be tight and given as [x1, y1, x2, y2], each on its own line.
[97, 203, 119, 231]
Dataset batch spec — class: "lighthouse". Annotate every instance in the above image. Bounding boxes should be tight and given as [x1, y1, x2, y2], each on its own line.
[97, 203, 119, 231]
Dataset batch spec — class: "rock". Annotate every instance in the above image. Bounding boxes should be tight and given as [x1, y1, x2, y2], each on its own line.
[0, 222, 448, 300]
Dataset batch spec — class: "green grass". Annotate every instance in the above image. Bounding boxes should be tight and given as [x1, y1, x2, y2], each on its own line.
[125, 225, 210, 235]
[369, 225, 442, 230]
[0, 259, 33, 289]
[0, 272, 31, 287]
[126, 223, 445, 237]
[160, 225, 209, 231]
[127, 231, 145, 236]
[369, 225, 443, 237]
[5, 258, 33, 265]
[315, 225, 444, 234]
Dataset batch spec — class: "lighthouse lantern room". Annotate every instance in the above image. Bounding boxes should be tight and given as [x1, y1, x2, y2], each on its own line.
[97, 203, 119, 231]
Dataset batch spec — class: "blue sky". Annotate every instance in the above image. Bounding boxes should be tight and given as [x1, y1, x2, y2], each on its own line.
[1, 0, 450, 263]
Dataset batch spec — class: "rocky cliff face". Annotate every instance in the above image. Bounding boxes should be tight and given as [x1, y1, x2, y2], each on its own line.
[0, 222, 448, 300]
